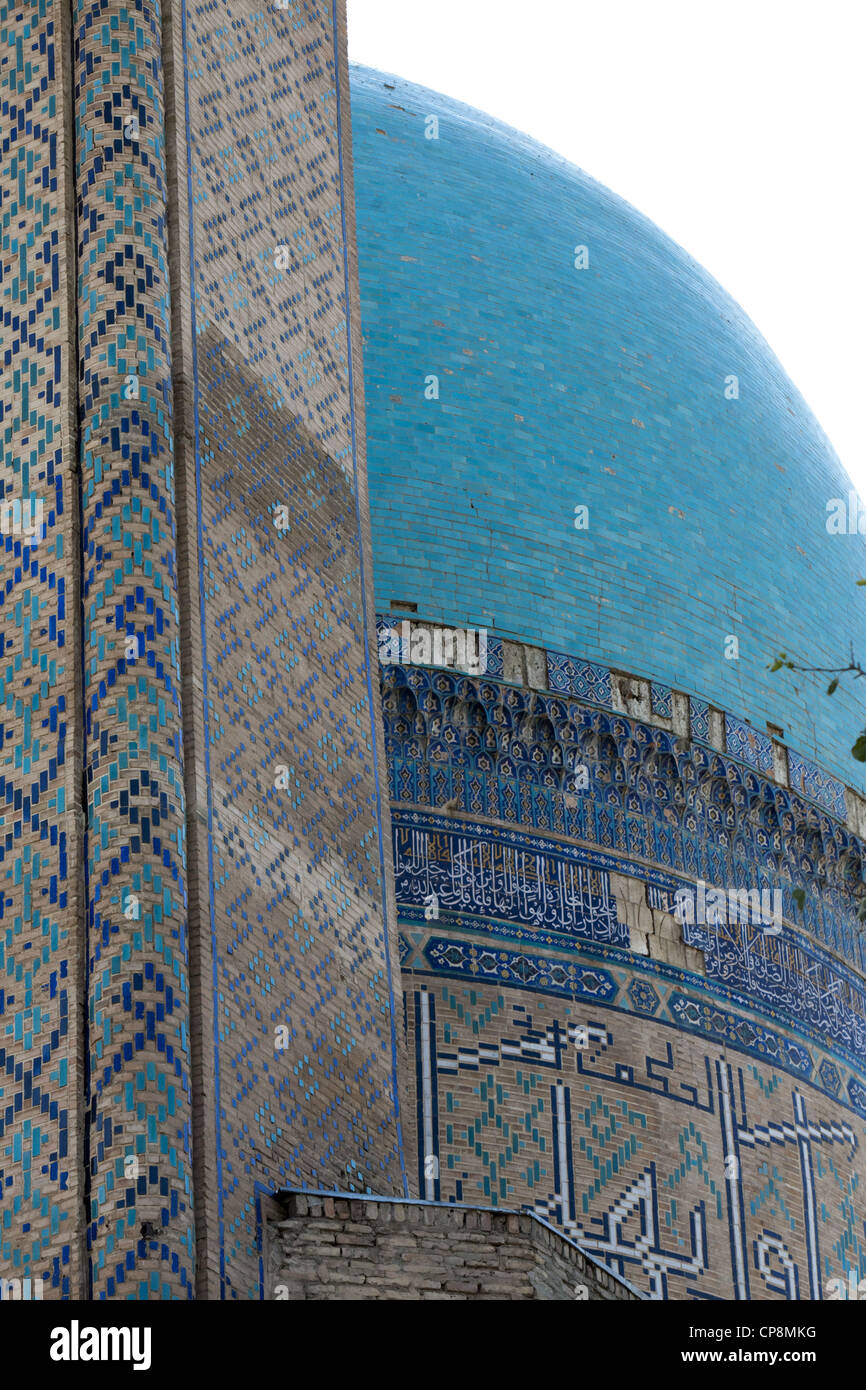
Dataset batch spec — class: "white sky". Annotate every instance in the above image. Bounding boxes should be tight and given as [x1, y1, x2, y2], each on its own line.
[346, 0, 865, 493]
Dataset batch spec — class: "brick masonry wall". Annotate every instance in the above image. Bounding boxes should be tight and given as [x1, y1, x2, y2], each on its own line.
[268, 1192, 639, 1299]
[168, 0, 409, 1299]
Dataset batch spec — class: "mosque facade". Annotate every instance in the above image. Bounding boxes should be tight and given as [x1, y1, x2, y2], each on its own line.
[0, 0, 863, 1302]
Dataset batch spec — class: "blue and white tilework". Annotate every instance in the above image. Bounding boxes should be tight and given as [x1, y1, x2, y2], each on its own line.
[725, 714, 775, 777]
[0, 0, 83, 1300]
[546, 651, 612, 706]
[690, 697, 710, 744]
[651, 683, 673, 719]
[789, 751, 847, 821]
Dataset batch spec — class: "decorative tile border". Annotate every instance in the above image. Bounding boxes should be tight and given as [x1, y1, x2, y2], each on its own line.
[667, 992, 813, 1078]
[651, 682, 673, 718]
[394, 811, 866, 1068]
[407, 932, 866, 1116]
[393, 821, 626, 945]
[690, 697, 710, 743]
[425, 936, 618, 1000]
[789, 750, 847, 821]
[546, 651, 612, 705]
[382, 621, 856, 827]
[725, 714, 774, 776]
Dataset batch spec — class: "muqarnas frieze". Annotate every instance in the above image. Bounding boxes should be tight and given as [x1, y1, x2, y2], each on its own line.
[380, 663, 866, 973]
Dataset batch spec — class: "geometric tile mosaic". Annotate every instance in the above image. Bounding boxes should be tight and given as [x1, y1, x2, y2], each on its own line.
[690, 697, 710, 743]
[546, 650, 612, 705]
[788, 750, 847, 821]
[651, 682, 673, 718]
[75, 0, 192, 1299]
[406, 984, 866, 1299]
[725, 713, 774, 776]
[0, 0, 82, 1299]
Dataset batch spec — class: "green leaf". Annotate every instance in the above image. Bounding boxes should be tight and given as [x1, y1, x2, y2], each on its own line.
[857, 579, 866, 586]
[853, 734, 866, 762]
[792, 888, 805, 911]
[827, 679, 839, 695]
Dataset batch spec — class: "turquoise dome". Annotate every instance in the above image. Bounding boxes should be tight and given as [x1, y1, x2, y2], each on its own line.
[350, 65, 865, 794]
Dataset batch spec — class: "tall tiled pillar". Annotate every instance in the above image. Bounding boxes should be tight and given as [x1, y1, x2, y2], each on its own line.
[0, 0, 87, 1300]
[166, 0, 410, 1298]
[73, 0, 193, 1297]
[2, 0, 405, 1303]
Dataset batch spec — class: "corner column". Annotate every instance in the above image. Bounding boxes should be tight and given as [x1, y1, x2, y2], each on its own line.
[72, 0, 193, 1298]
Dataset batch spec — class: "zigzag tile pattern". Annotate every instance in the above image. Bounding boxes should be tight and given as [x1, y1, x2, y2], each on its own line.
[73, 0, 192, 1298]
[0, 0, 86, 1299]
